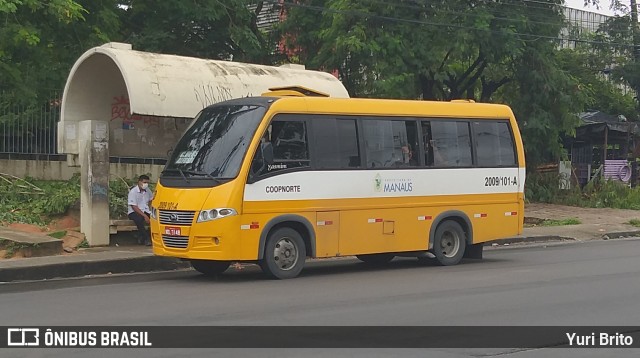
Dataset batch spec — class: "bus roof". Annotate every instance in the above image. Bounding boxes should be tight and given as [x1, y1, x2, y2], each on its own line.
[265, 96, 514, 119]
[203, 95, 515, 120]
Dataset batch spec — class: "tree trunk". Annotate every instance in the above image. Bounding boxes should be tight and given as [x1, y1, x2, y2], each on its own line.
[419, 73, 438, 100]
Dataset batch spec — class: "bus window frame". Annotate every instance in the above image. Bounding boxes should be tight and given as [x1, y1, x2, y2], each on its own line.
[356, 116, 426, 170]
[308, 115, 363, 170]
[471, 119, 519, 168]
[419, 118, 475, 169]
[247, 114, 312, 183]
[247, 114, 520, 184]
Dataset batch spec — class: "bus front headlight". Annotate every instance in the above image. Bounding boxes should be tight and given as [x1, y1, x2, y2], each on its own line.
[197, 208, 237, 223]
[150, 207, 158, 220]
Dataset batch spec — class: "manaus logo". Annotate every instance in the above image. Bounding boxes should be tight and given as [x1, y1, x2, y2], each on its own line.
[374, 173, 413, 193]
[374, 173, 383, 192]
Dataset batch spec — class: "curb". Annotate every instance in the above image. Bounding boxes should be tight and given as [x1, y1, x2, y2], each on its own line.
[3, 231, 638, 282]
[488, 235, 575, 246]
[601, 230, 640, 240]
[0, 256, 191, 282]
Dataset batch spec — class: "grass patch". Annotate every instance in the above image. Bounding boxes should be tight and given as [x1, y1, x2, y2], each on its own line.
[628, 219, 640, 227]
[78, 238, 89, 248]
[47, 230, 67, 240]
[540, 218, 582, 226]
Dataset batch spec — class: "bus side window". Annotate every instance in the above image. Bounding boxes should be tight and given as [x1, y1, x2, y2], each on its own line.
[429, 121, 472, 167]
[362, 119, 418, 168]
[313, 118, 361, 169]
[474, 121, 516, 167]
[250, 119, 310, 178]
[272, 121, 309, 160]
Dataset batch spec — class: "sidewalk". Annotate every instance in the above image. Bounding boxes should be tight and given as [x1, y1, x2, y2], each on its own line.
[1, 203, 639, 282]
[516, 203, 640, 242]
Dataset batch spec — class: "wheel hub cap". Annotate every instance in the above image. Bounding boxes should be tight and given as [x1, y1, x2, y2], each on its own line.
[440, 231, 460, 258]
[273, 238, 298, 270]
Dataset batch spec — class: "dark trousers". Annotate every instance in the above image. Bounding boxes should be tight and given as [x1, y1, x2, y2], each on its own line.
[128, 211, 150, 243]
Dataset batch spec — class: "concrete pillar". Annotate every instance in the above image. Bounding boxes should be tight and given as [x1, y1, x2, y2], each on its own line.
[78, 120, 110, 246]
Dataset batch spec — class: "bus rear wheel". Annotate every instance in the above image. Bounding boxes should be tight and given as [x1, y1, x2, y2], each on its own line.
[356, 254, 394, 265]
[260, 227, 306, 279]
[432, 220, 466, 266]
[191, 260, 231, 276]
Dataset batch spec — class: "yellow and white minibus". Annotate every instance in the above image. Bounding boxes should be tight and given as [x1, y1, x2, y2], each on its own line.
[151, 87, 525, 279]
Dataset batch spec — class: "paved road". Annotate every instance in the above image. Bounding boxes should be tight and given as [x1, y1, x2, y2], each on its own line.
[2, 238, 640, 357]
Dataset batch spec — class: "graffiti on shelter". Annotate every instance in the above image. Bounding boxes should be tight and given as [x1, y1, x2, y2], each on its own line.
[194, 84, 253, 108]
[111, 95, 160, 129]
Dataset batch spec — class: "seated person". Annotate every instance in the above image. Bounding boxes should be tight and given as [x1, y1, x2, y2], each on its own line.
[430, 140, 447, 166]
[401, 145, 418, 166]
[127, 175, 153, 246]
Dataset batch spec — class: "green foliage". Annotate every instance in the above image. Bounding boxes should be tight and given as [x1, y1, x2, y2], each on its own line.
[0, 174, 152, 225]
[0, 0, 90, 104]
[556, 47, 636, 121]
[583, 2, 640, 112]
[116, 0, 272, 62]
[627, 219, 640, 227]
[0, 174, 80, 225]
[109, 174, 155, 219]
[278, 0, 587, 166]
[504, 47, 587, 166]
[47, 230, 67, 239]
[109, 176, 134, 219]
[31, 176, 81, 215]
[540, 218, 582, 226]
[1, 0, 273, 108]
[1, 0, 638, 174]
[526, 172, 640, 210]
[280, 0, 567, 100]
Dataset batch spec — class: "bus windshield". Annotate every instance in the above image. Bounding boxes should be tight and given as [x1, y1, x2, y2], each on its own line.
[163, 104, 266, 184]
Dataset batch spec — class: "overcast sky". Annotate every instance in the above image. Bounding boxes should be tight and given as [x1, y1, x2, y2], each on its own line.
[564, 0, 621, 16]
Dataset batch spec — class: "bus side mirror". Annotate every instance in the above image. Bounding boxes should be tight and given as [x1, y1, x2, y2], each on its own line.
[261, 142, 274, 165]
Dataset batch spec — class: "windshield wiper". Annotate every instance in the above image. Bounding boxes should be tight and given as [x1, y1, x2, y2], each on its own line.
[182, 170, 220, 184]
[162, 168, 190, 183]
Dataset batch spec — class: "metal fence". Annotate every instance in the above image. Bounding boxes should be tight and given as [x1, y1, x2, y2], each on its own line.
[0, 91, 60, 155]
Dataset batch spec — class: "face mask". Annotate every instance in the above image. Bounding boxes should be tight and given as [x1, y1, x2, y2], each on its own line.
[141, 183, 149, 190]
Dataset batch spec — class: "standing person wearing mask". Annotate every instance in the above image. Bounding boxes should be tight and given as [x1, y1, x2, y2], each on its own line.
[127, 175, 153, 246]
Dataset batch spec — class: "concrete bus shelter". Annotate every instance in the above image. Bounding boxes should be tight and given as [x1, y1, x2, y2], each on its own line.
[59, 42, 349, 246]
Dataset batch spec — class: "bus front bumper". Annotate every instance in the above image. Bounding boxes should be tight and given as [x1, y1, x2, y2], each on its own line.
[150, 216, 260, 261]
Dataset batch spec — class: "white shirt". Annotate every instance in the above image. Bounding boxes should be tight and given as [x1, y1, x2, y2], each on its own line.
[127, 186, 152, 215]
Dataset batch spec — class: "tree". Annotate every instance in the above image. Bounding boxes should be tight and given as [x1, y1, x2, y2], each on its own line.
[584, 0, 640, 106]
[0, 0, 88, 103]
[1, 0, 277, 107]
[117, 0, 273, 63]
[278, 0, 585, 166]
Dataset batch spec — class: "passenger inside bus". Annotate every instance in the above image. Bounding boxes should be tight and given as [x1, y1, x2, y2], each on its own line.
[431, 140, 447, 166]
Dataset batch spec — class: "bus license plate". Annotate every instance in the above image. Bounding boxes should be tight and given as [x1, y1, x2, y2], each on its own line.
[165, 227, 181, 236]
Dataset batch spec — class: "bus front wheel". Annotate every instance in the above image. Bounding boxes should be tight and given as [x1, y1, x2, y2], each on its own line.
[260, 227, 306, 279]
[432, 220, 466, 266]
[191, 260, 231, 276]
[356, 254, 394, 265]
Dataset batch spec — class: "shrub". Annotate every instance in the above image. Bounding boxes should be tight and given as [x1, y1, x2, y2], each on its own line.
[0, 173, 155, 225]
[526, 172, 640, 210]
